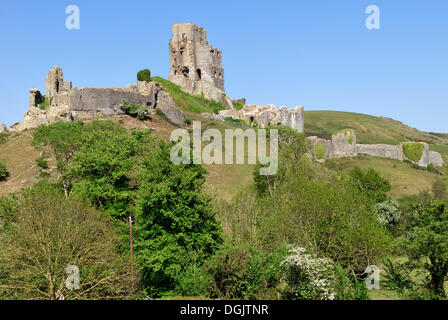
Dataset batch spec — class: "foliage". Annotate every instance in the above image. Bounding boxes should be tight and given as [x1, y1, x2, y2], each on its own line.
[120, 99, 152, 120]
[206, 243, 286, 300]
[232, 101, 244, 111]
[36, 156, 48, 169]
[0, 160, 8, 181]
[152, 77, 226, 114]
[315, 143, 326, 160]
[66, 125, 146, 218]
[133, 140, 222, 297]
[394, 200, 448, 298]
[224, 117, 246, 126]
[403, 143, 424, 162]
[432, 177, 447, 200]
[373, 200, 402, 232]
[332, 265, 368, 300]
[38, 95, 50, 110]
[0, 133, 9, 145]
[33, 121, 86, 195]
[0, 183, 134, 300]
[137, 69, 151, 83]
[281, 246, 335, 300]
[350, 166, 391, 204]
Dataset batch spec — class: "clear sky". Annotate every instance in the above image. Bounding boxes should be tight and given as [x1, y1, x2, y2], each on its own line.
[0, 0, 447, 132]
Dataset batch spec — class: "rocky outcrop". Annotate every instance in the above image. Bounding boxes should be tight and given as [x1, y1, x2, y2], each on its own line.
[168, 23, 233, 108]
[0, 123, 7, 133]
[156, 91, 185, 127]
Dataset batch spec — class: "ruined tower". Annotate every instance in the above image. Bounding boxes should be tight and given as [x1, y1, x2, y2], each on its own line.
[169, 23, 231, 107]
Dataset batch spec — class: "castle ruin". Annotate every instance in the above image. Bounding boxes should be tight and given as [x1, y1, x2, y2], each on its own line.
[169, 23, 232, 108]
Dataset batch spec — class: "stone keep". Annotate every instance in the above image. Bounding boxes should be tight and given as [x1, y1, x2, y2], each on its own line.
[168, 23, 232, 107]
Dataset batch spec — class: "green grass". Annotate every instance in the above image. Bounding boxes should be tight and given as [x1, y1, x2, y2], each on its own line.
[305, 111, 448, 145]
[430, 144, 448, 161]
[0, 133, 9, 145]
[38, 95, 50, 111]
[326, 156, 448, 198]
[403, 143, 424, 162]
[152, 77, 227, 114]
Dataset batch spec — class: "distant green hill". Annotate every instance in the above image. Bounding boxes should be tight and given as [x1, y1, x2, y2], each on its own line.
[305, 110, 448, 145]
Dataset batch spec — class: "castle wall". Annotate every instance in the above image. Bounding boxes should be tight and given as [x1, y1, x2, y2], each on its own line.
[356, 144, 404, 160]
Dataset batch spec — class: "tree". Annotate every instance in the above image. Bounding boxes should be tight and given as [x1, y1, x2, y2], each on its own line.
[0, 183, 134, 300]
[137, 69, 151, 83]
[350, 166, 391, 204]
[133, 141, 222, 296]
[66, 126, 147, 219]
[33, 122, 85, 196]
[392, 200, 448, 298]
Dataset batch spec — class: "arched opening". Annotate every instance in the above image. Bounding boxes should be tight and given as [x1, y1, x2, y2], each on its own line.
[196, 69, 202, 80]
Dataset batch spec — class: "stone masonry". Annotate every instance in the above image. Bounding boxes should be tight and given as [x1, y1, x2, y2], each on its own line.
[169, 23, 233, 108]
[9, 66, 185, 131]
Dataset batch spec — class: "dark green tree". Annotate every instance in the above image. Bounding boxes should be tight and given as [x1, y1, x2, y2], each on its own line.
[350, 166, 391, 204]
[133, 141, 222, 296]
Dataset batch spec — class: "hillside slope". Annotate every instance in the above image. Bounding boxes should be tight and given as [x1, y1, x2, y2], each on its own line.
[305, 110, 448, 145]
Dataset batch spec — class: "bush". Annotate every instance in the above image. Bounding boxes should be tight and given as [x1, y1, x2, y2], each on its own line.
[350, 166, 391, 204]
[373, 200, 402, 233]
[0, 161, 8, 181]
[403, 143, 424, 162]
[137, 69, 151, 83]
[432, 177, 447, 200]
[0, 184, 134, 300]
[281, 246, 335, 300]
[120, 99, 152, 120]
[36, 156, 48, 169]
[206, 243, 285, 300]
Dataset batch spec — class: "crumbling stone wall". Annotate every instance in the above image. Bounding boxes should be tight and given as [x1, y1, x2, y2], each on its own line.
[331, 130, 357, 158]
[356, 144, 404, 161]
[9, 66, 185, 132]
[168, 23, 232, 108]
[214, 104, 305, 132]
[307, 134, 444, 168]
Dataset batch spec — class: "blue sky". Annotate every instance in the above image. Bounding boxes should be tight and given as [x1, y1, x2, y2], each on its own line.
[0, 0, 447, 132]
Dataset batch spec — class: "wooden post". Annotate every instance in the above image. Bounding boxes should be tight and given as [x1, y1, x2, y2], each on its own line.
[129, 215, 135, 298]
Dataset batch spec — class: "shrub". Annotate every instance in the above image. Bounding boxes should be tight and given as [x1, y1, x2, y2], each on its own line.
[232, 101, 244, 110]
[350, 166, 391, 204]
[403, 143, 424, 162]
[206, 243, 285, 300]
[137, 69, 151, 82]
[373, 200, 402, 233]
[38, 95, 50, 110]
[120, 99, 152, 120]
[281, 246, 335, 300]
[0, 184, 134, 300]
[315, 143, 326, 160]
[36, 156, 48, 169]
[0, 161, 8, 181]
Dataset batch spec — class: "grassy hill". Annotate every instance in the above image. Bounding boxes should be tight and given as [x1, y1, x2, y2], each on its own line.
[305, 110, 448, 145]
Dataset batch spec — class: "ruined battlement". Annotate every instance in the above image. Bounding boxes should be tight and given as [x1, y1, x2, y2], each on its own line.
[169, 23, 232, 108]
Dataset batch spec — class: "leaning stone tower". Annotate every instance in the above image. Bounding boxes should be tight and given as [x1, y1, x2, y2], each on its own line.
[169, 23, 231, 107]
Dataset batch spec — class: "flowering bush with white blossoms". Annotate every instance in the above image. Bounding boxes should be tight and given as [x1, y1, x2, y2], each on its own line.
[373, 200, 401, 230]
[281, 246, 335, 300]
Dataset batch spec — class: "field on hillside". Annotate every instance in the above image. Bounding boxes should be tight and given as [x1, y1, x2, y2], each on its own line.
[305, 110, 448, 145]
[325, 155, 448, 199]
